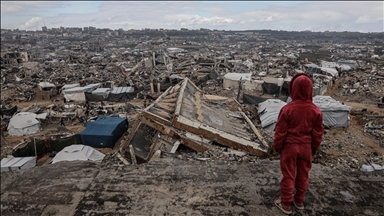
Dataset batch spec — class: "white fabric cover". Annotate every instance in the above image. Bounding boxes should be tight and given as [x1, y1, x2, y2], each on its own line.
[258, 99, 287, 131]
[111, 87, 134, 94]
[1, 157, 36, 172]
[313, 96, 352, 127]
[51, 145, 105, 164]
[8, 112, 40, 136]
[223, 73, 252, 89]
[64, 92, 86, 102]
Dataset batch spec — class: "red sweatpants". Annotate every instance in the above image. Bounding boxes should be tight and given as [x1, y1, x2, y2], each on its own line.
[279, 144, 312, 205]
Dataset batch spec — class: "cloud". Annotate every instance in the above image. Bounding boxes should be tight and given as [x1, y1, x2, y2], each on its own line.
[355, 15, 372, 24]
[260, 16, 274, 22]
[20, 17, 42, 30]
[1, 1, 383, 32]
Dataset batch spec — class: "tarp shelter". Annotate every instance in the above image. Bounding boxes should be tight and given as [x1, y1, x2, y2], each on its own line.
[63, 83, 102, 102]
[108, 86, 141, 102]
[320, 67, 338, 77]
[7, 112, 41, 136]
[313, 96, 352, 127]
[92, 88, 111, 98]
[1, 157, 36, 172]
[37, 82, 55, 91]
[60, 83, 80, 93]
[258, 99, 287, 131]
[78, 116, 128, 148]
[243, 94, 287, 105]
[223, 73, 252, 89]
[51, 145, 105, 164]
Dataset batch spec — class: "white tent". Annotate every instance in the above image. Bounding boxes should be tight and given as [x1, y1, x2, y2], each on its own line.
[51, 145, 105, 164]
[7, 112, 40, 136]
[92, 88, 111, 98]
[313, 96, 352, 127]
[61, 83, 80, 92]
[1, 157, 36, 172]
[63, 83, 102, 102]
[258, 99, 287, 131]
[223, 73, 252, 89]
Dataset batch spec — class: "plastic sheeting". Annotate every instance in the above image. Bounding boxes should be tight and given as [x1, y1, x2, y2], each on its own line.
[243, 94, 287, 105]
[258, 99, 287, 131]
[313, 96, 352, 127]
[262, 82, 280, 95]
[0, 105, 18, 117]
[79, 117, 128, 148]
[51, 145, 105, 164]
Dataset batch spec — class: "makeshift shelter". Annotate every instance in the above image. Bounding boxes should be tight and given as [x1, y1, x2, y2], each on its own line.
[109, 86, 143, 102]
[60, 83, 80, 93]
[258, 99, 287, 131]
[313, 96, 352, 127]
[7, 112, 41, 136]
[51, 145, 105, 164]
[78, 116, 128, 148]
[223, 73, 251, 89]
[1, 157, 36, 172]
[63, 83, 102, 102]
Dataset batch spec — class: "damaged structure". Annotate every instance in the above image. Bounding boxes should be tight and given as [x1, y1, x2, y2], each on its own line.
[121, 78, 270, 162]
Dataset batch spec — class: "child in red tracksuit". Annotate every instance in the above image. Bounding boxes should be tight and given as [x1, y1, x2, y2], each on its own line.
[273, 73, 324, 214]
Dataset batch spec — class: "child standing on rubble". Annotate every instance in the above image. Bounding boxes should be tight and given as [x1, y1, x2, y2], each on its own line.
[272, 73, 324, 214]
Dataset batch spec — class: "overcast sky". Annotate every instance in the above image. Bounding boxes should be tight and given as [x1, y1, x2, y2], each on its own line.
[1, 1, 383, 32]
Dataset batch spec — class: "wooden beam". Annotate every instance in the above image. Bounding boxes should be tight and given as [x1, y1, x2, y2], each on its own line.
[142, 111, 171, 126]
[139, 116, 209, 153]
[161, 98, 177, 103]
[144, 83, 173, 112]
[120, 120, 141, 154]
[149, 107, 172, 119]
[173, 115, 268, 157]
[173, 77, 189, 117]
[156, 103, 175, 112]
[239, 111, 271, 149]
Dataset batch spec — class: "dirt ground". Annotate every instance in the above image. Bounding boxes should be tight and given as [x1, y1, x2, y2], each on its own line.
[1, 158, 383, 216]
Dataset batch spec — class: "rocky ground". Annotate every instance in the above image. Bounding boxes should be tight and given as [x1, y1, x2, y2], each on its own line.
[1, 158, 383, 216]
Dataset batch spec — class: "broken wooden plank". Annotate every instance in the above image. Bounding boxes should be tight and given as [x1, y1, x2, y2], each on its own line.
[239, 111, 271, 149]
[174, 77, 189, 117]
[203, 95, 229, 100]
[139, 116, 210, 153]
[164, 91, 179, 99]
[116, 153, 130, 165]
[129, 145, 137, 165]
[120, 120, 141, 154]
[156, 103, 175, 112]
[161, 98, 177, 103]
[158, 102, 176, 108]
[173, 115, 268, 157]
[149, 150, 161, 161]
[149, 107, 172, 119]
[170, 141, 180, 154]
[144, 84, 173, 112]
[143, 111, 172, 126]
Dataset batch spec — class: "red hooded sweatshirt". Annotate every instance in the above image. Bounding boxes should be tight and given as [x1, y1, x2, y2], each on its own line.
[272, 73, 323, 153]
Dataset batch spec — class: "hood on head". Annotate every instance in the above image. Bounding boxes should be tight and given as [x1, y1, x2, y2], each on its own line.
[288, 73, 313, 101]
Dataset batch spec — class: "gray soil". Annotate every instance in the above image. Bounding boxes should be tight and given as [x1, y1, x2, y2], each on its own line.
[1, 156, 383, 216]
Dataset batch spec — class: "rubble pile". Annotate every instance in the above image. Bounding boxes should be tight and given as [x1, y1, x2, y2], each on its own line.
[1, 28, 383, 171]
